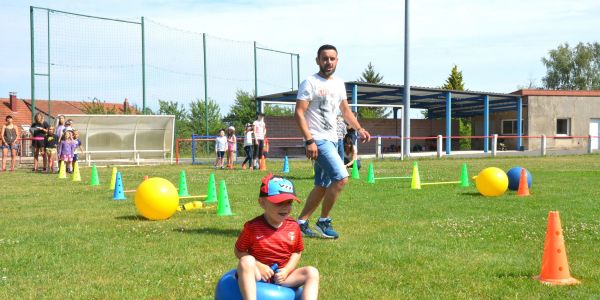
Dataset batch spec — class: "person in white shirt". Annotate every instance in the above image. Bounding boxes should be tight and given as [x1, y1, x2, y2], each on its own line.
[295, 44, 371, 239]
[252, 113, 267, 168]
[242, 123, 254, 170]
[214, 129, 227, 169]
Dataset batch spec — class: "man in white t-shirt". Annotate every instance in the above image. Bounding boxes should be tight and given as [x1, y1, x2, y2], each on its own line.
[295, 44, 371, 239]
[252, 113, 267, 169]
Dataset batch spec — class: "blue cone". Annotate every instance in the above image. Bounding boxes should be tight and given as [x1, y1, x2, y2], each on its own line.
[113, 172, 127, 200]
[282, 156, 290, 173]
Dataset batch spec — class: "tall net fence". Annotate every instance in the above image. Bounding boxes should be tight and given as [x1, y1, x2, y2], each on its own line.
[31, 6, 299, 118]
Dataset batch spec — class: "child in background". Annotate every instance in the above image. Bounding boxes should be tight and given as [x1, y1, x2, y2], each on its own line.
[58, 131, 76, 173]
[235, 173, 319, 300]
[73, 130, 85, 164]
[226, 126, 237, 169]
[343, 135, 360, 170]
[44, 125, 59, 173]
[1, 115, 20, 172]
[214, 129, 227, 169]
[242, 124, 254, 170]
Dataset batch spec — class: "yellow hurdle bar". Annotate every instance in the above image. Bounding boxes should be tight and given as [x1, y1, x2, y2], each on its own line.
[375, 176, 412, 180]
[179, 195, 208, 199]
[420, 181, 460, 186]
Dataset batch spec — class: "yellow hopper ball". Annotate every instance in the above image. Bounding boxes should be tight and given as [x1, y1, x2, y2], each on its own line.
[135, 177, 179, 220]
[475, 167, 509, 197]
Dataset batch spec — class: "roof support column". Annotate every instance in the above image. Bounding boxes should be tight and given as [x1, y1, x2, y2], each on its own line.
[352, 84, 358, 114]
[483, 95, 489, 153]
[445, 91, 452, 155]
[517, 96, 522, 150]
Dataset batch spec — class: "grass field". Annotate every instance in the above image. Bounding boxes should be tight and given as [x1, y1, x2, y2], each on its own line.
[2, 155, 600, 299]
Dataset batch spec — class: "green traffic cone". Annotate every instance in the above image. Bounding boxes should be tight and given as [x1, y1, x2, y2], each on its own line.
[217, 180, 234, 216]
[367, 163, 375, 184]
[411, 161, 421, 190]
[204, 173, 217, 204]
[90, 164, 100, 186]
[351, 161, 360, 179]
[178, 170, 190, 197]
[460, 163, 470, 187]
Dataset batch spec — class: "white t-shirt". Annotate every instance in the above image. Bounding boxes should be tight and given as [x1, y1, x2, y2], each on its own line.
[243, 131, 254, 146]
[253, 120, 266, 140]
[297, 73, 347, 142]
[215, 136, 227, 151]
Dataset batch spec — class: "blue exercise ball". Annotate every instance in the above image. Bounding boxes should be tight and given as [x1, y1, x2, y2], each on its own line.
[506, 166, 532, 191]
[215, 269, 302, 300]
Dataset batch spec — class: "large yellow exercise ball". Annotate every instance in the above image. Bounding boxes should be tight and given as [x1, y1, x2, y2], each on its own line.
[135, 177, 179, 220]
[475, 167, 509, 197]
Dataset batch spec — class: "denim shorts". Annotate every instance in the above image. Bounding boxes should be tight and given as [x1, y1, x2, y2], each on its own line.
[1, 143, 18, 150]
[313, 140, 349, 187]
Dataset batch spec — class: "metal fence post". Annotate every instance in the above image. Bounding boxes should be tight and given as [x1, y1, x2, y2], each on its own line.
[492, 134, 498, 157]
[437, 135, 442, 158]
[376, 136, 382, 159]
[541, 135, 547, 156]
[589, 135, 593, 154]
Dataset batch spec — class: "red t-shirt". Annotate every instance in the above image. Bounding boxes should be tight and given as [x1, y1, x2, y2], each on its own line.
[235, 215, 304, 268]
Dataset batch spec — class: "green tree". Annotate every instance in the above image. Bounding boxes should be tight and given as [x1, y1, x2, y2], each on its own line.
[158, 100, 190, 138]
[441, 65, 471, 150]
[264, 105, 294, 117]
[81, 98, 117, 114]
[189, 98, 223, 137]
[357, 62, 390, 119]
[222, 90, 257, 131]
[441, 65, 465, 90]
[542, 42, 600, 90]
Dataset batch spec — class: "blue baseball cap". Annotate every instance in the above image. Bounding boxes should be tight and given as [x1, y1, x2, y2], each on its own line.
[259, 173, 300, 204]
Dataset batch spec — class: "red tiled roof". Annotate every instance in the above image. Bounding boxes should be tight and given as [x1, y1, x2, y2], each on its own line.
[1, 97, 137, 130]
[0, 98, 32, 129]
[512, 89, 600, 97]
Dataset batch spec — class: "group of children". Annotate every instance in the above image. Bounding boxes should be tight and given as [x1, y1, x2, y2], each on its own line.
[214, 114, 268, 170]
[0, 113, 84, 173]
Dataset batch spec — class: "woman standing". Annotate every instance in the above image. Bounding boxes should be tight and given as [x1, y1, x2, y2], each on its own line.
[30, 112, 49, 172]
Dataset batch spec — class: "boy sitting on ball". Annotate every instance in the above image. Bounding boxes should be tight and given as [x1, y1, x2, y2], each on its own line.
[235, 173, 319, 300]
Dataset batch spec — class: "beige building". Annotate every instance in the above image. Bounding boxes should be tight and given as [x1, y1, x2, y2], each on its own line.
[473, 90, 600, 151]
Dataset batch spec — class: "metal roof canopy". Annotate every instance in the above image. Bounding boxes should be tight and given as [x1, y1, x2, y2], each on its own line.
[256, 81, 525, 154]
[256, 81, 522, 118]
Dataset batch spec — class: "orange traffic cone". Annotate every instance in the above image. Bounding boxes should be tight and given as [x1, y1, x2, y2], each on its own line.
[534, 211, 580, 285]
[517, 168, 530, 196]
[259, 155, 267, 171]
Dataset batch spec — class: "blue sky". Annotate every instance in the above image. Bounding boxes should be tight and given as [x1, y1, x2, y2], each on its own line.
[2, 0, 600, 114]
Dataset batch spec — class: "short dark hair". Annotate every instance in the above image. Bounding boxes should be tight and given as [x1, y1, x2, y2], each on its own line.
[317, 44, 337, 58]
[257, 113, 265, 118]
[6, 115, 13, 120]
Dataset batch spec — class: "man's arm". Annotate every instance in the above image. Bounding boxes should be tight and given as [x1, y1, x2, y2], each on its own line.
[339, 100, 371, 142]
[295, 100, 318, 160]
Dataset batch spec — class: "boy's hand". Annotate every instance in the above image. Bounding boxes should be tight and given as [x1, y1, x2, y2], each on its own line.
[257, 263, 274, 282]
[273, 268, 290, 284]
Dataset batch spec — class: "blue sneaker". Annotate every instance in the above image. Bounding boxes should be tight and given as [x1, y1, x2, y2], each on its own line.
[315, 218, 339, 239]
[299, 221, 318, 238]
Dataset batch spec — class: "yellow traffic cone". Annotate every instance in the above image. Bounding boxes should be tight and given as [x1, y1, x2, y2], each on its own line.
[72, 161, 81, 182]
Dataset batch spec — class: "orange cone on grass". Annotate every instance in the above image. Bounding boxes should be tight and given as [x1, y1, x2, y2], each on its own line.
[534, 211, 580, 285]
[259, 155, 267, 171]
[517, 168, 530, 196]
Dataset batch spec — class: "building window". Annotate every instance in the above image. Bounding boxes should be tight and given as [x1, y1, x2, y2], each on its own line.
[501, 119, 521, 135]
[556, 118, 571, 135]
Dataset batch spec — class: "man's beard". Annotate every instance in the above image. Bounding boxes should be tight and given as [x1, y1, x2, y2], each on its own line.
[319, 65, 336, 78]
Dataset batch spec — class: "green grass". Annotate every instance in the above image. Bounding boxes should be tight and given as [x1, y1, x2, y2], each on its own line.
[2, 155, 600, 299]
